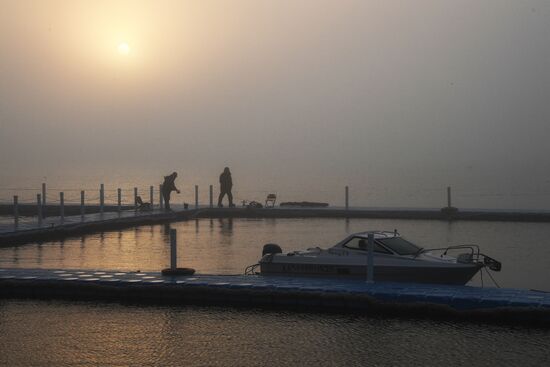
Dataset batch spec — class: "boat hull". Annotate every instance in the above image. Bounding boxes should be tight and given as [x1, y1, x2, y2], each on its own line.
[260, 261, 483, 285]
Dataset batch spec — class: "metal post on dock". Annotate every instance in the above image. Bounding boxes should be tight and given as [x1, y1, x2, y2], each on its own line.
[117, 188, 122, 212]
[60, 192, 64, 223]
[170, 228, 177, 270]
[209, 185, 213, 208]
[367, 233, 374, 283]
[161, 228, 195, 276]
[195, 185, 199, 209]
[13, 195, 18, 229]
[345, 186, 349, 211]
[134, 187, 138, 207]
[447, 186, 452, 208]
[100, 184, 104, 214]
[37, 194, 42, 226]
[159, 184, 164, 209]
[150, 186, 154, 207]
[80, 191, 85, 218]
[42, 183, 46, 206]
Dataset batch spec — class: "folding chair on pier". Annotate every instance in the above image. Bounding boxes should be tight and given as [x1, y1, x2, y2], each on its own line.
[265, 193, 277, 208]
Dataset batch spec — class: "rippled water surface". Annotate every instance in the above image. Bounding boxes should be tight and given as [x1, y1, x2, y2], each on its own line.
[1, 218, 550, 366]
[1, 300, 549, 367]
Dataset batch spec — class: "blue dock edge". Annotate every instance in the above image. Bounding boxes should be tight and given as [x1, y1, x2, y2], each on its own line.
[1, 268, 550, 325]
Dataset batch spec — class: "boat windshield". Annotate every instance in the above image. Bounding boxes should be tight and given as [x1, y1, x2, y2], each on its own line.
[377, 237, 421, 255]
[343, 237, 392, 254]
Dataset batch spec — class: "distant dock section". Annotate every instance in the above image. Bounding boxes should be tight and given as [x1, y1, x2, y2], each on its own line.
[2, 182, 550, 245]
[3, 206, 550, 246]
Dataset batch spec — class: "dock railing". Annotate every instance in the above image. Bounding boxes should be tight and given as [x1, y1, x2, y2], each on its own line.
[3, 182, 550, 232]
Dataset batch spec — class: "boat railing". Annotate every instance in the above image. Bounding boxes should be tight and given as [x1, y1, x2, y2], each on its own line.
[415, 244, 501, 272]
[415, 244, 479, 258]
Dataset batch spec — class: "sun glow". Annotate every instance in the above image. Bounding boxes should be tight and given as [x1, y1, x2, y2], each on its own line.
[117, 42, 130, 55]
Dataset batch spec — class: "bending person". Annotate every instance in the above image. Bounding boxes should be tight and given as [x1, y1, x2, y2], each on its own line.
[162, 172, 180, 211]
[217, 167, 234, 207]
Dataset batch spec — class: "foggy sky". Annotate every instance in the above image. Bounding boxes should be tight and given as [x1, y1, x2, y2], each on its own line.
[1, 0, 549, 208]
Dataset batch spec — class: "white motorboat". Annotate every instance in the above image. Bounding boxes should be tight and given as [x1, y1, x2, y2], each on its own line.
[246, 230, 501, 285]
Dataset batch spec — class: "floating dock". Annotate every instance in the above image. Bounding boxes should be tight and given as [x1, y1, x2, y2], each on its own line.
[0, 208, 191, 246]
[1, 268, 549, 326]
[4, 206, 550, 246]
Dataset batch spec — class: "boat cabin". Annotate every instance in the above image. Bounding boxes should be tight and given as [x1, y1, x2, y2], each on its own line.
[337, 232, 422, 256]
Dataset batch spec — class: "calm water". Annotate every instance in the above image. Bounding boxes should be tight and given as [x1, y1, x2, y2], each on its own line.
[1, 218, 550, 366]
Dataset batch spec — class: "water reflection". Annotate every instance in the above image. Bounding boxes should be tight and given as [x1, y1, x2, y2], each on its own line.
[1, 300, 549, 367]
[11, 246, 19, 265]
[218, 218, 233, 247]
[0, 218, 549, 290]
[36, 243, 43, 265]
[117, 231, 123, 251]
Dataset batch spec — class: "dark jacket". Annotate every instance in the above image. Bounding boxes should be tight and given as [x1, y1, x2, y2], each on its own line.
[220, 171, 232, 190]
[163, 174, 177, 193]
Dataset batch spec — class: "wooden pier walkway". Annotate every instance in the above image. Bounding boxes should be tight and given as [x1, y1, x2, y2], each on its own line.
[1, 268, 549, 325]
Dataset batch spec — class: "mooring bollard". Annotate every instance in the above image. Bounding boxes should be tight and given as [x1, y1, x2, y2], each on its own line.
[117, 188, 122, 212]
[345, 186, 349, 211]
[13, 195, 18, 229]
[367, 232, 374, 283]
[80, 190, 85, 217]
[170, 228, 177, 270]
[150, 186, 154, 207]
[37, 193, 42, 226]
[100, 184, 104, 214]
[447, 186, 452, 207]
[159, 184, 164, 209]
[60, 192, 64, 222]
[134, 187, 138, 207]
[195, 185, 199, 209]
[209, 185, 213, 208]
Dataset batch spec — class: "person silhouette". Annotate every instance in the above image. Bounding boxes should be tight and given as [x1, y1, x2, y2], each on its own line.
[162, 172, 180, 211]
[217, 167, 234, 207]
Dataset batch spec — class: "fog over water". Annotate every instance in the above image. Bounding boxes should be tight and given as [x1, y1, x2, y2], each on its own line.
[1, 1, 549, 208]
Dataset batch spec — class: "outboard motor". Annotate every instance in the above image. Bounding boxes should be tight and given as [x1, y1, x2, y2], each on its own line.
[483, 255, 502, 271]
[262, 243, 282, 256]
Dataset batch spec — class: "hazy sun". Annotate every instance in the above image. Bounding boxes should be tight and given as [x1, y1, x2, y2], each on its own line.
[117, 42, 130, 55]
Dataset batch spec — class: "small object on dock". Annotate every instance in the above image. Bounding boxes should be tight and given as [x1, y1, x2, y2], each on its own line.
[246, 201, 263, 209]
[265, 193, 277, 208]
[135, 196, 152, 211]
[279, 201, 329, 208]
[161, 267, 196, 276]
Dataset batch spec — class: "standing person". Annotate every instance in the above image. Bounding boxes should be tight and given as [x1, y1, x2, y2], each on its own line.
[162, 172, 180, 211]
[218, 167, 234, 207]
